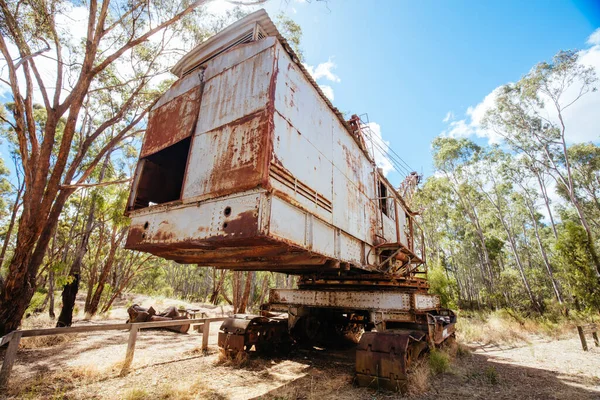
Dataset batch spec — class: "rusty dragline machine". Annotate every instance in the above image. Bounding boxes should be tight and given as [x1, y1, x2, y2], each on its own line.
[124, 10, 456, 391]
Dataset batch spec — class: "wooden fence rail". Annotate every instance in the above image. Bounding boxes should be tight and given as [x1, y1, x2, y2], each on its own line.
[0, 317, 227, 389]
[577, 323, 599, 351]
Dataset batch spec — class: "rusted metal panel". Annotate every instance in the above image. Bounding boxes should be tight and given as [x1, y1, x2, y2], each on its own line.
[273, 45, 334, 162]
[398, 210, 408, 246]
[196, 46, 274, 135]
[140, 79, 202, 158]
[269, 289, 412, 311]
[152, 73, 202, 111]
[414, 293, 440, 311]
[356, 332, 409, 392]
[203, 37, 277, 81]
[126, 191, 264, 248]
[427, 310, 457, 345]
[270, 111, 333, 223]
[332, 167, 368, 242]
[269, 195, 307, 247]
[338, 231, 363, 266]
[127, 16, 425, 276]
[311, 216, 336, 259]
[269, 196, 336, 259]
[382, 213, 397, 243]
[332, 118, 373, 198]
[182, 111, 270, 202]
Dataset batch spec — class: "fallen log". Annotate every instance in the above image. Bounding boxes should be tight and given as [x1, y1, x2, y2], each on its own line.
[127, 304, 190, 333]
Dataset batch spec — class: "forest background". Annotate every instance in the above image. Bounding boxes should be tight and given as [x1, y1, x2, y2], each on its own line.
[0, 0, 598, 337]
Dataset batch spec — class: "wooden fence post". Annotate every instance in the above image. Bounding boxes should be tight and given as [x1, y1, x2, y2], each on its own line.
[593, 331, 599, 347]
[120, 325, 139, 376]
[202, 320, 210, 352]
[577, 326, 588, 351]
[0, 331, 22, 388]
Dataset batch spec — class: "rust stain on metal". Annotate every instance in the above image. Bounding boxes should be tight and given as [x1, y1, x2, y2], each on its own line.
[196, 111, 271, 200]
[218, 210, 259, 238]
[125, 225, 145, 248]
[141, 88, 201, 158]
[355, 332, 410, 392]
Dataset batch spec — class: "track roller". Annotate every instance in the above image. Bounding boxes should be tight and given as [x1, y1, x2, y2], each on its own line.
[355, 331, 427, 392]
[218, 314, 291, 354]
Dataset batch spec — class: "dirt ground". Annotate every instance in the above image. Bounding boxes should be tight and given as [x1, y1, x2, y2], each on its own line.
[2, 296, 600, 399]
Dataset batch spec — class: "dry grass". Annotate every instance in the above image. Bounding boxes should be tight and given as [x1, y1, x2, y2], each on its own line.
[123, 388, 150, 400]
[18, 314, 79, 349]
[20, 333, 77, 349]
[456, 342, 471, 358]
[152, 379, 231, 400]
[456, 309, 577, 345]
[407, 359, 430, 395]
[9, 365, 104, 399]
[155, 385, 195, 400]
[458, 312, 527, 344]
[215, 348, 250, 367]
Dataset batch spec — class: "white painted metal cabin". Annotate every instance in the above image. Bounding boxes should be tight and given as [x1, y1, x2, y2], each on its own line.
[125, 10, 423, 275]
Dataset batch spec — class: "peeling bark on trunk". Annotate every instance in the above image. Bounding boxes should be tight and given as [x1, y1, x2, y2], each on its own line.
[0, 182, 23, 275]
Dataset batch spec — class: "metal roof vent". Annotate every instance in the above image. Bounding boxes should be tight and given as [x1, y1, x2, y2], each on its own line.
[180, 22, 268, 77]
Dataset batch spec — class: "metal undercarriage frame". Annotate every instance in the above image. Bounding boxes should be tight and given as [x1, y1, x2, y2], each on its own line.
[218, 276, 457, 392]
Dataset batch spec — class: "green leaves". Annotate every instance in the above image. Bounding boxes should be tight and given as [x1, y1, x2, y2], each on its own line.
[275, 13, 304, 63]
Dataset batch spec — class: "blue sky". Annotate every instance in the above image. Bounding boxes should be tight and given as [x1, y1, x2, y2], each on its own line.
[1, 0, 599, 188]
[265, 0, 600, 185]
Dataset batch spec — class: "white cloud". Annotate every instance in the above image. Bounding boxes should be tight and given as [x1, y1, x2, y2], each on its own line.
[441, 39, 600, 145]
[363, 122, 394, 176]
[441, 87, 504, 144]
[303, 58, 341, 83]
[442, 111, 454, 123]
[303, 57, 341, 103]
[319, 85, 334, 101]
[587, 28, 600, 46]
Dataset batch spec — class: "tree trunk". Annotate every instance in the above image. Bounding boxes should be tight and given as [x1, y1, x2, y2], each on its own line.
[237, 271, 253, 313]
[85, 227, 125, 317]
[524, 199, 563, 303]
[232, 271, 242, 313]
[85, 223, 106, 310]
[210, 268, 226, 305]
[48, 270, 55, 319]
[0, 182, 23, 273]
[487, 192, 541, 313]
[535, 171, 558, 240]
[447, 173, 495, 289]
[0, 187, 73, 335]
[57, 154, 109, 327]
[257, 274, 269, 306]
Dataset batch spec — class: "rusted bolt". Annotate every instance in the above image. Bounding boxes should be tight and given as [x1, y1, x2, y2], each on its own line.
[224, 206, 232, 217]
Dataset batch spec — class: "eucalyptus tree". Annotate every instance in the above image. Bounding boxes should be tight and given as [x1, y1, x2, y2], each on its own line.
[477, 147, 541, 311]
[0, 0, 262, 334]
[559, 143, 600, 228]
[502, 156, 563, 303]
[484, 50, 600, 276]
[431, 137, 496, 291]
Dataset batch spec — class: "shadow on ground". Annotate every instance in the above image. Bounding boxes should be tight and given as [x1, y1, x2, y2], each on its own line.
[255, 347, 600, 400]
